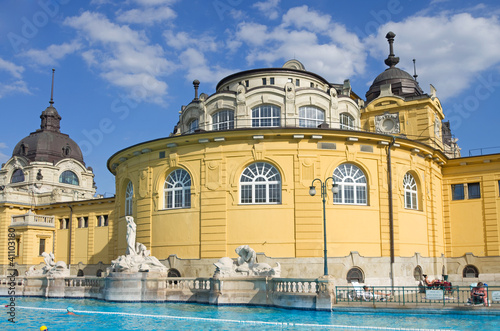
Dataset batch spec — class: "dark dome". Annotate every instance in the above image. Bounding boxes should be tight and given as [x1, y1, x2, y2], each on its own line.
[12, 105, 85, 165]
[365, 31, 424, 103]
[366, 67, 424, 103]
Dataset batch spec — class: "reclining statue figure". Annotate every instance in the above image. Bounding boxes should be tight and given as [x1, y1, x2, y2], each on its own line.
[213, 245, 281, 277]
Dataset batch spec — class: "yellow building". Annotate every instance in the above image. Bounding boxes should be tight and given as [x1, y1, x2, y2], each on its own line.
[2, 33, 499, 285]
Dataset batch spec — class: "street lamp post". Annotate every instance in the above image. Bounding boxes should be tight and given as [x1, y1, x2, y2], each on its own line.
[309, 177, 339, 276]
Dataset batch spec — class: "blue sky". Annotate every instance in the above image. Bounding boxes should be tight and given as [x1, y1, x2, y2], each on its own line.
[1, 0, 500, 195]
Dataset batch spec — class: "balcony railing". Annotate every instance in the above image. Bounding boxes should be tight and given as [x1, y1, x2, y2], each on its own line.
[11, 211, 55, 227]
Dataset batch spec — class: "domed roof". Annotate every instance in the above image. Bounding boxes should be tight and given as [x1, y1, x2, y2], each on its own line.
[366, 32, 424, 103]
[11, 70, 85, 165]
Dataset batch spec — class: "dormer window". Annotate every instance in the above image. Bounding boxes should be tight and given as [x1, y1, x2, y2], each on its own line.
[187, 119, 199, 134]
[11, 169, 25, 183]
[59, 170, 79, 185]
[62, 145, 71, 157]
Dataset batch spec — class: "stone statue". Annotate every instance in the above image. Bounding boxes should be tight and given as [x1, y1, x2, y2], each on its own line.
[213, 245, 281, 277]
[109, 216, 167, 273]
[26, 252, 69, 277]
[126, 216, 137, 255]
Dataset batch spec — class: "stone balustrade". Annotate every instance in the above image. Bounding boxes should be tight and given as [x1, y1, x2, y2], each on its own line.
[11, 212, 55, 227]
[166, 278, 211, 291]
[272, 278, 318, 293]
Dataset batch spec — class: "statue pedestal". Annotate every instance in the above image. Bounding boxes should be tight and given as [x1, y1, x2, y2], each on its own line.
[105, 272, 144, 301]
[104, 272, 167, 302]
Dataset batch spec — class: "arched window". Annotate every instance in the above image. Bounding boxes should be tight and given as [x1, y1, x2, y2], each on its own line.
[252, 105, 280, 127]
[168, 268, 181, 277]
[463, 265, 479, 278]
[11, 169, 25, 183]
[164, 169, 191, 209]
[125, 181, 133, 216]
[347, 267, 364, 283]
[96, 269, 103, 277]
[240, 162, 281, 204]
[59, 170, 79, 185]
[333, 164, 367, 205]
[187, 119, 199, 133]
[340, 113, 355, 130]
[299, 106, 324, 128]
[77, 269, 84, 277]
[212, 110, 234, 131]
[404, 172, 418, 210]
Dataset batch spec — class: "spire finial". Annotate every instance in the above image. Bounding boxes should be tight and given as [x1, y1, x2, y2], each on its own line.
[384, 31, 399, 68]
[413, 59, 418, 81]
[49, 68, 55, 105]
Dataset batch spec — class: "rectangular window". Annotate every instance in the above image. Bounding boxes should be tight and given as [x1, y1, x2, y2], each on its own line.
[79, 217, 89, 228]
[451, 184, 464, 200]
[16, 238, 20, 256]
[59, 219, 66, 229]
[468, 182, 481, 199]
[270, 77, 275, 85]
[262, 78, 267, 85]
[498, 180, 500, 196]
[245, 80, 249, 87]
[159, 151, 165, 159]
[39, 238, 45, 256]
[310, 82, 314, 88]
[97, 215, 109, 227]
[296, 79, 300, 86]
[241, 185, 252, 203]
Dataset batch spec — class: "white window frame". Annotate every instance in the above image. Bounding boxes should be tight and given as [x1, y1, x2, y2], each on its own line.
[333, 163, 367, 205]
[299, 106, 325, 128]
[164, 169, 191, 209]
[212, 110, 234, 131]
[403, 172, 418, 210]
[240, 162, 281, 204]
[340, 113, 355, 130]
[252, 105, 280, 127]
[187, 119, 199, 133]
[125, 181, 133, 216]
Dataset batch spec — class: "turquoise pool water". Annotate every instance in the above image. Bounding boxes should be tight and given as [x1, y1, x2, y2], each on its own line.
[2, 297, 499, 330]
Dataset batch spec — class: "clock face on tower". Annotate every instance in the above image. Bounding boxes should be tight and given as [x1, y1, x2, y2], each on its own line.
[375, 112, 400, 134]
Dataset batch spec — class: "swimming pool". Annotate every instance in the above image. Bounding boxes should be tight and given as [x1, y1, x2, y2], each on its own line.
[4, 297, 500, 330]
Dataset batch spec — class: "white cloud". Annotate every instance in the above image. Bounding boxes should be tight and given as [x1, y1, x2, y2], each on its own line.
[0, 58, 29, 98]
[164, 31, 218, 51]
[179, 48, 234, 84]
[253, 0, 280, 20]
[116, 6, 176, 25]
[364, 13, 500, 100]
[0, 80, 30, 98]
[64, 11, 173, 103]
[0, 142, 8, 149]
[22, 41, 82, 66]
[235, 6, 366, 81]
[0, 58, 24, 79]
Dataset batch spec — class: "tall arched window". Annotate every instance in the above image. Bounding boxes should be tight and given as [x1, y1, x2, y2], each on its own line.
[59, 170, 79, 185]
[164, 169, 191, 209]
[240, 162, 281, 204]
[333, 164, 367, 205]
[404, 172, 418, 210]
[125, 181, 133, 216]
[252, 105, 280, 127]
[212, 110, 234, 131]
[299, 106, 324, 128]
[11, 169, 25, 183]
[340, 113, 355, 130]
[187, 119, 199, 133]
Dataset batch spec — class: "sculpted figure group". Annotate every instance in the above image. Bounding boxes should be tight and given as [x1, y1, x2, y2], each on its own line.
[213, 245, 281, 277]
[108, 216, 167, 273]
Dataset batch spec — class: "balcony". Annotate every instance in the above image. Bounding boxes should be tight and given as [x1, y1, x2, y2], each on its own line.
[11, 210, 55, 228]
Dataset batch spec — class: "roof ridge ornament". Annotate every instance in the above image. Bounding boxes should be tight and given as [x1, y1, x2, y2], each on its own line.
[384, 31, 400, 68]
